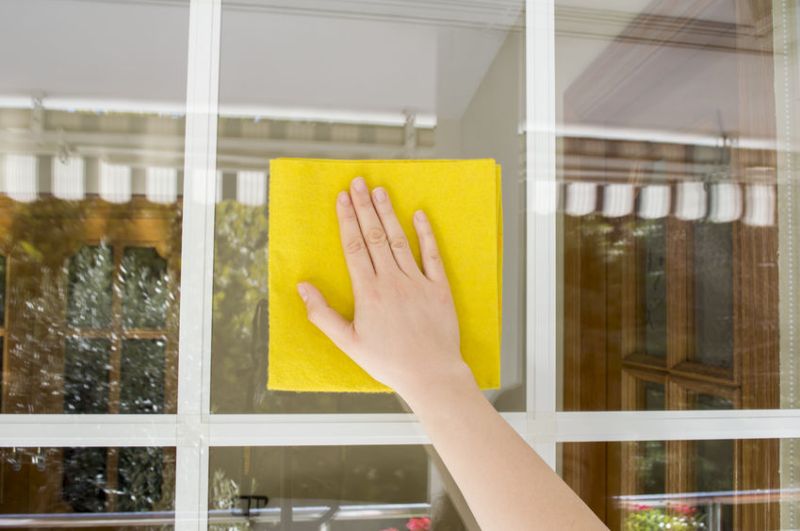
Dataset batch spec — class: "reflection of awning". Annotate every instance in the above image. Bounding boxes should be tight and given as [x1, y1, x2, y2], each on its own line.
[0, 502, 430, 528]
[0, 153, 275, 207]
[614, 486, 800, 508]
[2, 154, 183, 205]
[558, 176, 772, 226]
[2, 153, 777, 225]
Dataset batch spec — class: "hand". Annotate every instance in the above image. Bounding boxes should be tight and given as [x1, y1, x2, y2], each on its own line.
[296, 176, 474, 398]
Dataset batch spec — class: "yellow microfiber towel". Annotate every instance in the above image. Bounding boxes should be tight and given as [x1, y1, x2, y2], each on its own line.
[268, 158, 502, 393]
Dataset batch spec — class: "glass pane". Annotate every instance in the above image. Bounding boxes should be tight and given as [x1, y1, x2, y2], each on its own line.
[561, 438, 798, 530]
[0, 446, 175, 528]
[211, 1, 527, 413]
[637, 441, 667, 496]
[694, 439, 735, 530]
[557, 0, 800, 410]
[643, 382, 665, 411]
[641, 220, 667, 359]
[693, 392, 734, 411]
[120, 339, 166, 414]
[0, 254, 6, 325]
[67, 245, 114, 329]
[0, 0, 187, 413]
[117, 447, 168, 513]
[209, 445, 467, 530]
[121, 247, 171, 330]
[64, 337, 111, 414]
[693, 221, 734, 369]
[63, 447, 108, 513]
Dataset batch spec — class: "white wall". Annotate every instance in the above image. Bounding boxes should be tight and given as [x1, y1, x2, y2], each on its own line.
[436, 26, 526, 404]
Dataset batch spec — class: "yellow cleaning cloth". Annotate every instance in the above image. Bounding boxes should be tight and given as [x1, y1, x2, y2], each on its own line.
[268, 158, 502, 393]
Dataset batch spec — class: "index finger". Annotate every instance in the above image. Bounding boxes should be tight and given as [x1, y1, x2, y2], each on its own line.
[336, 190, 375, 291]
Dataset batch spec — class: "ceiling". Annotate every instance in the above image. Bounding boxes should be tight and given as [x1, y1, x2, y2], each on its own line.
[0, 0, 783, 141]
[0, 0, 523, 122]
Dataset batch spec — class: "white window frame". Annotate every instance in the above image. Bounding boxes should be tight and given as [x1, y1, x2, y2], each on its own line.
[1, 0, 799, 530]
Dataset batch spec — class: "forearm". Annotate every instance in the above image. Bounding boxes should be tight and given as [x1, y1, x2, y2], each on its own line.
[400, 362, 607, 531]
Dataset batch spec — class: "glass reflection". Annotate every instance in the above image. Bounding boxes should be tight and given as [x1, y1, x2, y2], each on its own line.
[692, 222, 734, 370]
[208, 445, 469, 530]
[0, 0, 187, 414]
[211, 0, 528, 413]
[121, 247, 170, 330]
[561, 439, 797, 531]
[0, 446, 176, 528]
[120, 339, 167, 414]
[64, 337, 111, 414]
[67, 245, 114, 329]
[0, 254, 6, 325]
[558, 0, 799, 411]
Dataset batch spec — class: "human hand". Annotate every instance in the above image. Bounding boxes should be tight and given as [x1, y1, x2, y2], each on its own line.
[296, 176, 474, 399]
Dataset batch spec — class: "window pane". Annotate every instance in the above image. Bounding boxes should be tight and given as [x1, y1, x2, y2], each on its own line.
[0, 0, 187, 414]
[211, 1, 527, 413]
[209, 445, 468, 530]
[121, 247, 171, 330]
[636, 441, 666, 496]
[693, 221, 734, 369]
[641, 220, 667, 359]
[558, 0, 799, 410]
[0, 254, 6, 326]
[64, 337, 111, 414]
[63, 448, 108, 513]
[561, 439, 797, 530]
[0, 337, 3, 410]
[693, 392, 734, 411]
[694, 439, 735, 530]
[120, 339, 166, 414]
[117, 447, 167, 513]
[67, 245, 114, 329]
[643, 382, 665, 411]
[0, 446, 175, 528]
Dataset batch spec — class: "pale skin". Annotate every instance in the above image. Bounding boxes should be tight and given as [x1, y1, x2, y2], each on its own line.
[296, 176, 608, 531]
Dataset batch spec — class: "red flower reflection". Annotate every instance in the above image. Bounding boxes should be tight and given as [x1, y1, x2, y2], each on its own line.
[672, 504, 698, 516]
[406, 516, 432, 530]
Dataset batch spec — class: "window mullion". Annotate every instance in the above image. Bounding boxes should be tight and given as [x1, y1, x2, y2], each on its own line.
[175, 0, 221, 529]
[525, 0, 558, 468]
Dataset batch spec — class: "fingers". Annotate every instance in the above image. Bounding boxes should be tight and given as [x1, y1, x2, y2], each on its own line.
[349, 177, 397, 273]
[413, 210, 447, 283]
[297, 282, 355, 349]
[371, 186, 420, 277]
[336, 190, 375, 291]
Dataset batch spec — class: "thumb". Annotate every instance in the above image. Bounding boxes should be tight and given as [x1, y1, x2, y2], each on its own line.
[297, 282, 354, 348]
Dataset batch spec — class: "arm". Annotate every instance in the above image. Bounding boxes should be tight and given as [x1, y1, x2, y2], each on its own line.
[296, 177, 607, 531]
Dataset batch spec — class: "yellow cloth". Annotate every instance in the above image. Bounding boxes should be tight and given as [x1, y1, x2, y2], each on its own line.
[268, 158, 502, 393]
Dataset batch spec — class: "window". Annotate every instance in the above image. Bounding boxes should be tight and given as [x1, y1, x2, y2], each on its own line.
[556, 0, 800, 527]
[1, 446, 176, 522]
[64, 245, 172, 414]
[0, 254, 5, 410]
[1, 0, 799, 529]
[0, 0, 187, 525]
[562, 439, 787, 530]
[208, 445, 465, 529]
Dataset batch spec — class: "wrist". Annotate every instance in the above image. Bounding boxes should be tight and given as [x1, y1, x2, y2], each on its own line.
[396, 359, 480, 411]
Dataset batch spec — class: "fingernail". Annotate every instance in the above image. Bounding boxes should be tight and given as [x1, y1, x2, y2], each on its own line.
[353, 176, 367, 191]
[337, 191, 349, 205]
[373, 187, 386, 202]
[297, 283, 308, 302]
[415, 210, 426, 222]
